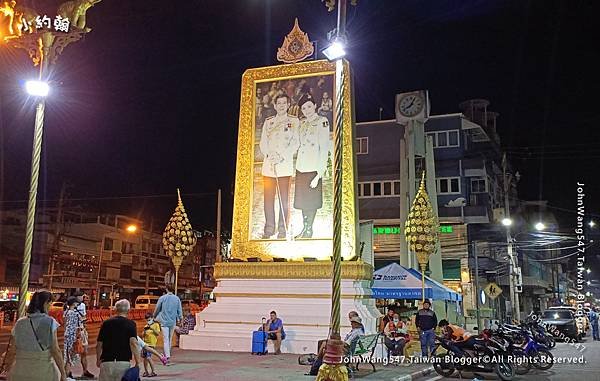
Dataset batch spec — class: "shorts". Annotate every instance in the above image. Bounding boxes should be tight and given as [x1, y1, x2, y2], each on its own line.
[142, 347, 153, 359]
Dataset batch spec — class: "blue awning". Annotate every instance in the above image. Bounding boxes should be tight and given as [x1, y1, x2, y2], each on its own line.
[372, 263, 461, 302]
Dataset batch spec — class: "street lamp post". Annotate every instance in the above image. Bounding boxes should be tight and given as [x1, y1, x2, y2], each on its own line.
[502, 153, 521, 323]
[2, 1, 101, 318]
[18, 74, 49, 318]
[94, 235, 106, 307]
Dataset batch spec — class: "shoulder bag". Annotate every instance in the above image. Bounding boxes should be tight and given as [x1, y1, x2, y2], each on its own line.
[29, 318, 46, 351]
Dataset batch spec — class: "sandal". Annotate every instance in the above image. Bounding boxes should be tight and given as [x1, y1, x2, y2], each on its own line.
[142, 372, 150, 377]
[150, 372, 158, 377]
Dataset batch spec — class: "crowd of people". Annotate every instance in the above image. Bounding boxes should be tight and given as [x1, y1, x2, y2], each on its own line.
[5, 284, 196, 381]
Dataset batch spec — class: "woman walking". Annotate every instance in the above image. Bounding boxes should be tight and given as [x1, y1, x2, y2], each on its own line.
[63, 297, 81, 379]
[7, 290, 67, 381]
[293, 92, 331, 238]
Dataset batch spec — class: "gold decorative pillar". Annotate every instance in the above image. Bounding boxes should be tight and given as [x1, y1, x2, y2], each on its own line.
[162, 190, 197, 295]
[1, 0, 100, 319]
[404, 172, 439, 302]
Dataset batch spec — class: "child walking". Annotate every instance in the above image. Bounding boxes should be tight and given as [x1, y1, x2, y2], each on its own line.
[142, 312, 165, 377]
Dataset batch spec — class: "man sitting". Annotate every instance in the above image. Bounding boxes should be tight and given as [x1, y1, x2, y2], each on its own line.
[263, 311, 285, 354]
[438, 319, 476, 356]
[308, 312, 363, 376]
[344, 316, 365, 355]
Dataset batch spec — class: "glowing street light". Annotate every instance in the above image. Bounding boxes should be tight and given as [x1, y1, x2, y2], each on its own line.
[323, 40, 346, 60]
[25, 80, 50, 97]
[126, 224, 138, 233]
[535, 222, 546, 231]
[587, 268, 592, 274]
[501, 218, 513, 227]
[590, 221, 596, 228]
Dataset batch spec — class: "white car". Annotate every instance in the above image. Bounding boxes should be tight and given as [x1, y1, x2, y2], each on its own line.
[134, 295, 159, 310]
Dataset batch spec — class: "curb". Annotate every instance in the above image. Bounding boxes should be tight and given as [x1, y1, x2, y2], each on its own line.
[391, 366, 435, 381]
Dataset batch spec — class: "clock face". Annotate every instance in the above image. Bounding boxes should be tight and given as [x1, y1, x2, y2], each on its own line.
[398, 94, 425, 118]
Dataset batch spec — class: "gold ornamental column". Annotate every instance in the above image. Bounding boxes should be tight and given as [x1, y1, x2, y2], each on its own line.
[404, 172, 439, 302]
[1, 0, 101, 318]
[162, 190, 197, 295]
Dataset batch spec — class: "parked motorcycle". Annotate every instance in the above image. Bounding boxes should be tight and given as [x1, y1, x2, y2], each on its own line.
[499, 324, 554, 373]
[432, 331, 515, 381]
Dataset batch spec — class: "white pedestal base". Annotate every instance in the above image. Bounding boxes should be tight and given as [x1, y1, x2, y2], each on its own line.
[181, 278, 381, 354]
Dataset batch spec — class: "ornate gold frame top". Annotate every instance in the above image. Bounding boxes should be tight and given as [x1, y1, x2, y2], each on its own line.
[231, 59, 358, 261]
[215, 261, 372, 281]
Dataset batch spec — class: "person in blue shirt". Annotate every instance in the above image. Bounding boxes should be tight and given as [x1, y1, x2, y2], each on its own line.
[153, 285, 182, 363]
[263, 311, 285, 354]
[590, 307, 599, 341]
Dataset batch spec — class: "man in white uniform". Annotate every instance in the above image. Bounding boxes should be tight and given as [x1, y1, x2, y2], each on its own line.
[259, 93, 300, 239]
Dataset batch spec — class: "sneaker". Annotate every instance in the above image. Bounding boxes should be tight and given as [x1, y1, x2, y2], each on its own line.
[159, 354, 168, 366]
[82, 371, 95, 379]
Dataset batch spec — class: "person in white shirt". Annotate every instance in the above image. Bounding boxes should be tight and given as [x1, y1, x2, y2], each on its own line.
[293, 92, 331, 239]
[74, 292, 94, 379]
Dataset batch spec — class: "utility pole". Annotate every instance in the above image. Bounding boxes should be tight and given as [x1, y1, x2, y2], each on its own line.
[503, 153, 521, 322]
[48, 182, 67, 291]
[473, 242, 482, 332]
[144, 219, 153, 294]
[216, 189, 222, 263]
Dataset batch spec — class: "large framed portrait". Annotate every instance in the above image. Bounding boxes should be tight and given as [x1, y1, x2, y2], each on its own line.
[231, 60, 358, 261]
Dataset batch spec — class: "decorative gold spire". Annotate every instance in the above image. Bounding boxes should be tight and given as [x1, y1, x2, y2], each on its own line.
[276, 18, 314, 64]
[162, 189, 197, 269]
[405, 172, 439, 269]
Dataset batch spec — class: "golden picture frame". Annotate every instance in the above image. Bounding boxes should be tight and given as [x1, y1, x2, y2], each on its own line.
[231, 59, 358, 261]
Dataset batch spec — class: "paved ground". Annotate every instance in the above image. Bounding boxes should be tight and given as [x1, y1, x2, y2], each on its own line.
[422, 334, 599, 381]
[65, 349, 433, 381]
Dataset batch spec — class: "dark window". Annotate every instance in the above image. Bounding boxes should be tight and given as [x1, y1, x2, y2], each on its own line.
[394, 181, 401, 195]
[120, 265, 132, 279]
[383, 182, 392, 195]
[363, 183, 371, 196]
[448, 131, 459, 146]
[471, 179, 486, 193]
[373, 183, 382, 196]
[103, 238, 114, 251]
[440, 180, 449, 193]
[442, 260, 461, 280]
[111, 252, 121, 262]
[438, 132, 448, 147]
[450, 178, 460, 193]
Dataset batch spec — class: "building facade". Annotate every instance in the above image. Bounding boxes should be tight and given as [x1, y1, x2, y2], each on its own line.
[0, 208, 208, 304]
[356, 98, 556, 324]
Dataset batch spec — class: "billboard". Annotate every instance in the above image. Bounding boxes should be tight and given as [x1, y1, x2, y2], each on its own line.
[231, 60, 357, 261]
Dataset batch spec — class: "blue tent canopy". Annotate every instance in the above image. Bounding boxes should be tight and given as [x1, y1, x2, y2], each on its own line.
[372, 263, 462, 302]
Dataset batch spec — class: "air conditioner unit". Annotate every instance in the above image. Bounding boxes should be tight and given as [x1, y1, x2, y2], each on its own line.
[492, 208, 505, 222]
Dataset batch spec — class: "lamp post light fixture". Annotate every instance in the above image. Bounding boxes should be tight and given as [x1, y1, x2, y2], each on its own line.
[323, 39, 346, 60]
[587, 268, 592, 274]
[501, 218, 513, 227]
[590, 220, 596, 228]
[535, 222, 546, 231]
[4, 0, 101, 318]
[25, 80, 50, 97]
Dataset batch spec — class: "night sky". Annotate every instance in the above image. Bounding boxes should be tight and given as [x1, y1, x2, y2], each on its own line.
[1, 0, 599, 235]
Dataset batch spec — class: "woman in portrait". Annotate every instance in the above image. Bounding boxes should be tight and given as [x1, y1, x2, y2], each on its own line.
[293, 92, 331, 238]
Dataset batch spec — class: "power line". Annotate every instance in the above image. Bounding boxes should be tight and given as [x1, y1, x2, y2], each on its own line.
[0, 192, 215, 205]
